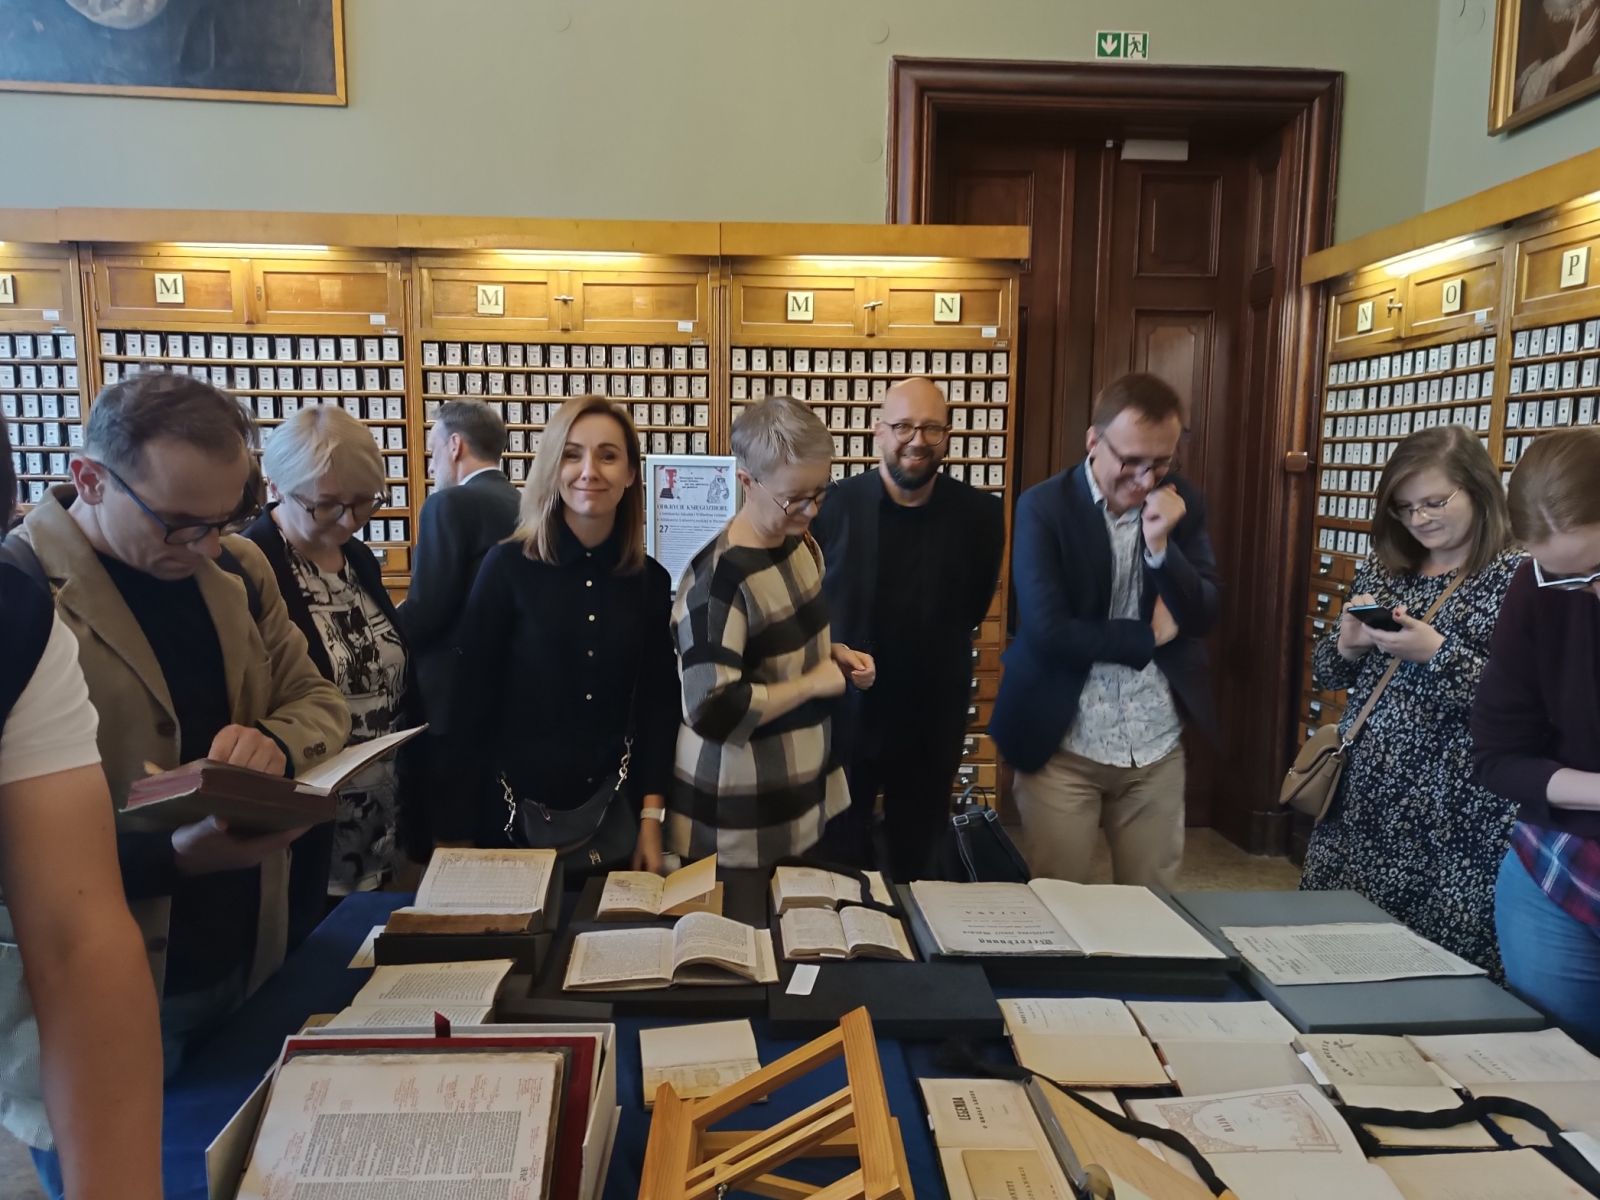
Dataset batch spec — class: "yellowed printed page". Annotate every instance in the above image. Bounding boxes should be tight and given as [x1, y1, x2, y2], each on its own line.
[348, 959, 512, 1009]
[407, 847, 556, 915]
[910, 882, 1079, 955]
[597, 871, 666, 917]
[1161, 1040, 1315, 1096]
[1127, 1000, 1297, 1044]
[1380, 1148, 1590, 1199]
[1001, 997, 1167, 1088]
[659, 854, 718, 912]
[639, 1019, 760, 1107]
[1412, 1029, 1600, 1086]
[1223, 923, 1483, 985]
[325, 1005, 490, 1029]
[780, 908, 849, 958]
[563, 927, 674, 990]
[237, 1051, 560, 1200]
[839, 906, 913, 960]
[1029, 880, 1224, 960]
[961, 1149, 1066, 1200]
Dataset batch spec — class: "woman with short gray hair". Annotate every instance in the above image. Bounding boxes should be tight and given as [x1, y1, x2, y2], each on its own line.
[668, 396, 876, 867]
[242, 403, 417, 907]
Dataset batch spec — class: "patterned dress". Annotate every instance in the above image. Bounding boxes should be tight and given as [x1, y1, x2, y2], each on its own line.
[1300, 549, 1523, 976]
[669, 530, 848, 867]
[286, 544, 407, 893]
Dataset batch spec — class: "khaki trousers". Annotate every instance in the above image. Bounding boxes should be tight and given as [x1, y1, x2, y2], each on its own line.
[1013, 746, 1185, 888]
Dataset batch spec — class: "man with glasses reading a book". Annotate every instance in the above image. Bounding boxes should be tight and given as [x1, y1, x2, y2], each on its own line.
[2, 372, 348, 1089]
[993, 373, 1219, 889]
[812, 377, 1003, 881]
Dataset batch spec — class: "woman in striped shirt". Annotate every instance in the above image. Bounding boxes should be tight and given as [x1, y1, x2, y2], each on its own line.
[669, 396, 875, 867]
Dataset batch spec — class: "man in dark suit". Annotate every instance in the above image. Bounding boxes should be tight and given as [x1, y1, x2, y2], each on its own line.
[398, 401, 521, 846]
[812, 377, 1004, 881]
[991, 374, 1219, 889]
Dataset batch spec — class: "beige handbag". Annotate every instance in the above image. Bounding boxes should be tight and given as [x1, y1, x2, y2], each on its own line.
[1280, 573, 1465, 822]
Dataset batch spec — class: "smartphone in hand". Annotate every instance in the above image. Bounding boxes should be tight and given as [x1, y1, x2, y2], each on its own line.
[1346, 603, 1402, 633]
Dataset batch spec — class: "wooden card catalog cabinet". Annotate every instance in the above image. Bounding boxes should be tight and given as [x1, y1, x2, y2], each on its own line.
[567, 268, 709, 338]
[1402, 251, 1501, 340]
[728, 274, 873, 340]
[1514, 212, 1600, 319]
[874, 274, 1012, 344]
[1, 245, 89, 510]
[417, 264, 559, 334]
[91, 254, 248, 325]
[1329, 279, 1402, 351]
[250, 258, 403, 328]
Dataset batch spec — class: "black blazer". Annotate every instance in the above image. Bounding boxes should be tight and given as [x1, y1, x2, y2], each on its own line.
[811, 469, 1004, 742]
[240, 508, 422, 940]
[397, 469, 522, 736]
[990, 463, 1220, 774]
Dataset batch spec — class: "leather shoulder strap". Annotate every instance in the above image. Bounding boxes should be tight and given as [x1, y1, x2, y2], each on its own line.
[1344, 569, 1469, 744]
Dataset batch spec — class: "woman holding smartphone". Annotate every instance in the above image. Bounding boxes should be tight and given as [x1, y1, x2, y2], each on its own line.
[1473, 429, 1600, 1047]
[1300, 426, 1522, 975]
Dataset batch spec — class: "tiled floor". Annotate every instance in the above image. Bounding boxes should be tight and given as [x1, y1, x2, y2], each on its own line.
[0, 829, 1299, 1198]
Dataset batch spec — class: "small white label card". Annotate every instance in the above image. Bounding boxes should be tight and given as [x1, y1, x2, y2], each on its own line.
[786, 291, 815, 322]
[933, 291, 963, 323]
[1355, 299, 1375, 334]
[1440, 277, 1464, 315]
[476, 284, 505, 315]
[154, 272, 185, 305]
[0, 274, 15, 305]
[1560, 246, 1590, 290]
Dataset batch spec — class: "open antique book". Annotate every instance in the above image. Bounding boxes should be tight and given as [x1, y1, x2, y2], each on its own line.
[384, 847, 557, 935]
[909, 879, 1225, 960]
[770, 865, 893, 914]
[563, 913, 778, 991]
[125, 726, 425, 834]
[779, 905, 913, 962]
[597, 855, 721, 919]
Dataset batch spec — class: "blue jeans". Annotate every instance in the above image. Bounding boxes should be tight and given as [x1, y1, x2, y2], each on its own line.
[1496, 848, 1600, 1052]
[30, 1146, 64, 1200]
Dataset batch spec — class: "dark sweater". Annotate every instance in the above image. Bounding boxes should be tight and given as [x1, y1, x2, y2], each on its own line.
[1471, 560, 1600, 837]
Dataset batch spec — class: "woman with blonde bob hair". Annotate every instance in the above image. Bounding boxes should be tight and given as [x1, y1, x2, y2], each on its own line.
[1301, 425, 1523, 975]
[455, 396, 678, 873]
[242, 402, 419, 912]
[1474, 428, 1600, 1048]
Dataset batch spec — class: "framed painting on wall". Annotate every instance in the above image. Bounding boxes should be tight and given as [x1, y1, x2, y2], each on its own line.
[1490, 0, 1600, 132]
[0, 0, 346, 106]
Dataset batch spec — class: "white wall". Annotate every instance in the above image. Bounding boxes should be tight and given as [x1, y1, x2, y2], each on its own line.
[1427, 0, 1600, 209]
[0, 0, 1439, 242]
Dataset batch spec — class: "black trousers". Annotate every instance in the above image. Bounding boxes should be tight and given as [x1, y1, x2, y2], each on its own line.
[843, 702, 967, 883]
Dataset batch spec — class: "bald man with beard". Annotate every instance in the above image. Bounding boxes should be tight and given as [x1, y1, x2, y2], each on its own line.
[811, 377, 1004, 881]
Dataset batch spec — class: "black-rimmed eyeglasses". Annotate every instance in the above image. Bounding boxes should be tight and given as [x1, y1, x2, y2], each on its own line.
[286, 492, 388, 525]
[101, 462, 259, 546]
[752, 476, 832, 515]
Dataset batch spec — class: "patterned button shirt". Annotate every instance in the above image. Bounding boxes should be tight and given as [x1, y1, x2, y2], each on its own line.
[1059, 469, 1182, 767]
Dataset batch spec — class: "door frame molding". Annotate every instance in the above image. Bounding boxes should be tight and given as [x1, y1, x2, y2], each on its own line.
[888, 58, 1343, 851]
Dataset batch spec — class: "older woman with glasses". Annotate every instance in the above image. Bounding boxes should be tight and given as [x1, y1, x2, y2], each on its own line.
[242, 404, 417, 908]
[1301, 425, 1522, 976]
[1473, 428, 1600, 1047]
[669, 395, 875, 867]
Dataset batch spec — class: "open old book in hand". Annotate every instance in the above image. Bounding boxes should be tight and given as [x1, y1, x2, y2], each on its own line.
[779, 905, 913, 962]
[385, 847, 557, 935]
[910, 879, 1225, 959]
[125, 725, 426, 834]
[563, 913, 778, 991]
[597, 854, 721, 919]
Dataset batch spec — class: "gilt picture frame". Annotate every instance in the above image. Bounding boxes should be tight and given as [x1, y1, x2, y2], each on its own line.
[1490, 0, 1600, 133]
[0, 0, 346, 107]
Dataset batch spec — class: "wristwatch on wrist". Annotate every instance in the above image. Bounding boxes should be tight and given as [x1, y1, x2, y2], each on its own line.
[640, 808, 667, 824]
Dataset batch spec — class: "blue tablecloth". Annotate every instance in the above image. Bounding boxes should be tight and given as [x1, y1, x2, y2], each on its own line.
[163, 892, 945, 1200]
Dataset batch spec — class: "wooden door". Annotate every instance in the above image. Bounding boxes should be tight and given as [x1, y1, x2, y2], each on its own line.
[931, 120, 1307, 846]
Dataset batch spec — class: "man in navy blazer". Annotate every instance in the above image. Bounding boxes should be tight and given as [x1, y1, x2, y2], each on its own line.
[991, 374, 1219, 888]
[398, 401, 521, 844]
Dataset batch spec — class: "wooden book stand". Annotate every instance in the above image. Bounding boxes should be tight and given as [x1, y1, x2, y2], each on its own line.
[639, 1007, 913, 1200]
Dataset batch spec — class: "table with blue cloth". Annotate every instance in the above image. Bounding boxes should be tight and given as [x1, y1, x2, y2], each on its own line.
[162, 891, 1255, 1200]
